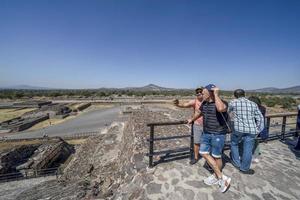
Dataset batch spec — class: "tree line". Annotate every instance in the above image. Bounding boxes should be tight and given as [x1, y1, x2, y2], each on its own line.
[0, 89, 298, 109]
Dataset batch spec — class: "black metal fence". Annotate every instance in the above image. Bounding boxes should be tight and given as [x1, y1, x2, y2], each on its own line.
[0, 131, 99, 142]
[0, 167, 60, 183]
[146, 112, 299, 168]
[146, 120, 192, 168]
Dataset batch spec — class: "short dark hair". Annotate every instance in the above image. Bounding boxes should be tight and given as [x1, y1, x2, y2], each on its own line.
[234, 89, 245, 98]
[195, 87, 204, 94]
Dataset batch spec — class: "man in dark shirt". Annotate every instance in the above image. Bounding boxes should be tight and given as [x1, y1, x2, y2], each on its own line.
[188, 84, 231, 193]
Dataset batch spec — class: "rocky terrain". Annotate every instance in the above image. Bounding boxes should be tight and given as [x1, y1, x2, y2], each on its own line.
[0, 104, 299, 200]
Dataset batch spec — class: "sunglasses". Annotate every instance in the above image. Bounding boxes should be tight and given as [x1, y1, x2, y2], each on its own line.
[196, 93, 202, 96]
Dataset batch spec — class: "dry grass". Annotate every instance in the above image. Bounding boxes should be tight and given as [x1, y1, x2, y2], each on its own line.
[67, 103, 81, 111]
[0, 108, 36, 122]
[66, 138, 87, 145]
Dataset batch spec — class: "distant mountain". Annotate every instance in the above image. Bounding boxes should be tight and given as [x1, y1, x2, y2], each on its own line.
[124, 84, 176, 92]
[1, 85, 54, 90]
[250, 85, 300, 94]
[3, 84, 299, 93]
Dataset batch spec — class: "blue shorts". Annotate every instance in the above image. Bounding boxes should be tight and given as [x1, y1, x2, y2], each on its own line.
[199, 132, 226, 158]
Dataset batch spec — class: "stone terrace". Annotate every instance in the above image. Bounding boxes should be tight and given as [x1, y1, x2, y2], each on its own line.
[115, 105, 300, 200]
[1, 104, 299, 200]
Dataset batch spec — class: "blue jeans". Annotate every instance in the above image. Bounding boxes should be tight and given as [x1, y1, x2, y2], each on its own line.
[259, 127, 269, 140]
[231, 132, 255, 171]
[199, 132, 226, 158]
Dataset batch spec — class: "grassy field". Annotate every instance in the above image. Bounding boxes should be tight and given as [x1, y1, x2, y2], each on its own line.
[0, 108, 36, 122]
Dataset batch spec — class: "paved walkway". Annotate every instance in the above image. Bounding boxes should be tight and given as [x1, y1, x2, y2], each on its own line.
[4, 106, 124, 139]
[143, 140, 300, 200]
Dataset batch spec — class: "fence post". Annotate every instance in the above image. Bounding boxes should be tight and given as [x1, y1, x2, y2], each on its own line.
[266, 117, 271, 137]
[190, 122, 194, 161]
[281, 116, 287, 140]
[149, 125, 154, 168]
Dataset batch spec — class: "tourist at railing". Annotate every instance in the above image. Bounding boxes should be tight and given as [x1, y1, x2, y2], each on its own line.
[248, 96, 267, 163]
[228, 89, 264, 175]
[188, 84, 231, 193]
[173, 87, 204, 165]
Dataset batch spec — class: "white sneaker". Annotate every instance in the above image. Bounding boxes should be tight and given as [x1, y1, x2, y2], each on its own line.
[218, 175, 231, 193]
[252, 158, 260, 163]
[204, 174, 219, 186]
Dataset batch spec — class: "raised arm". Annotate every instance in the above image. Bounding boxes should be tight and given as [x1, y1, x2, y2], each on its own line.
[173, 99, 194, 108]
[212, 87, 227, 112]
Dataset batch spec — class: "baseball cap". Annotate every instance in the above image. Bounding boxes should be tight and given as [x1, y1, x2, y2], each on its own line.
[204, 84, 216, 91]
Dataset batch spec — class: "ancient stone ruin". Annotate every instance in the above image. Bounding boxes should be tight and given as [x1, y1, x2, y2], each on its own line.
[73, 103, 91, 112]
[17, 138, 74, 175]
[1, 106, 299, 200]
[0, 115, 49, 132]
[0, 138, 74, 182]
[0, 102, 72, 132]
[0, 145, 39, 174]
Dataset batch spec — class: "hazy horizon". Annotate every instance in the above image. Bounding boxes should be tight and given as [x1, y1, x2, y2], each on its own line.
[1, 83, 300, 91]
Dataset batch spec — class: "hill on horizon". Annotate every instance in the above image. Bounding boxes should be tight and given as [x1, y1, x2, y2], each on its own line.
[1, 84, 300, 94]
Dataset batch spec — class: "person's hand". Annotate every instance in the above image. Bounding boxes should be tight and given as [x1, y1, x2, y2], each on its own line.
[187, 119, 193, 124]
[173, 99, 179, 105]
[212, 87, 220, 96]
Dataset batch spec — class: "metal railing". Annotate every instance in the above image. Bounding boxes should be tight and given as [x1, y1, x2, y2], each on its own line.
[0, 131, 99, 142]
[146, 120, 192, 168]
[265, 112, 298, 140]
[146, 112, 299, 168]
[0, 167, 60, 183]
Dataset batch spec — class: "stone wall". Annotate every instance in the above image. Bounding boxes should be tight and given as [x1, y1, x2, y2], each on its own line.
[11, 105, 193, 200]
[17, 139, 74, 173]
[0, 145, 39, 174]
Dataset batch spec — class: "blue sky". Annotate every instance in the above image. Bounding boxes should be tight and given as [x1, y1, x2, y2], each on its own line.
[0, 0, 299, 89]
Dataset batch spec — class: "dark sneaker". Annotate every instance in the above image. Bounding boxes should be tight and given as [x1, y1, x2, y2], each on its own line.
[189, 158, 199, 165]
[240, 169, 255, 175]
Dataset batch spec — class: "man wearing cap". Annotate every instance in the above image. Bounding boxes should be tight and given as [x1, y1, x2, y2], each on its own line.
[188, 84, 231, 193]
[173, 87, 204, 165]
